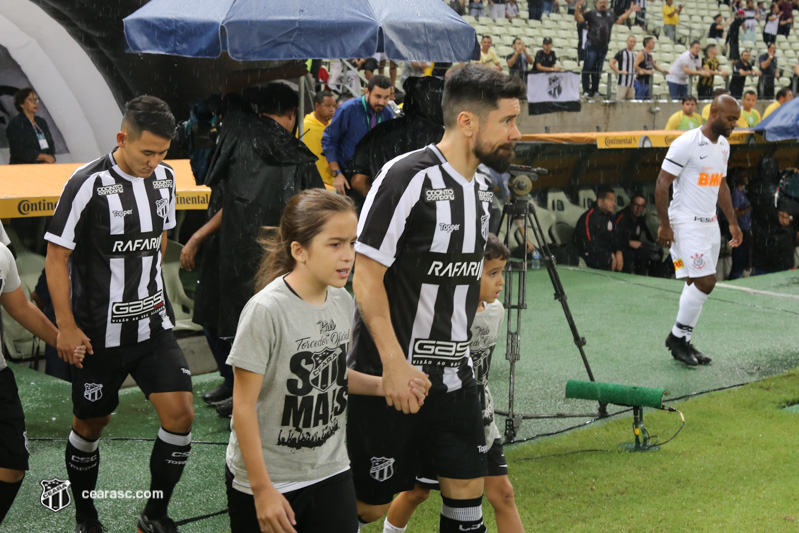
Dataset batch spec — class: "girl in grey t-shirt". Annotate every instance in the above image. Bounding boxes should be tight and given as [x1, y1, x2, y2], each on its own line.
[224, 190, 427, 532]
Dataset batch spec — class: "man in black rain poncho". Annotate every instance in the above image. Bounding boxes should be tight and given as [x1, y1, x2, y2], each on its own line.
[348, 76, 446, 197]
[194, 82, 324, 355]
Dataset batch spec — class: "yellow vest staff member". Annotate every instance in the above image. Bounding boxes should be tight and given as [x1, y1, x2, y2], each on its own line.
[300, 90, 337, 190]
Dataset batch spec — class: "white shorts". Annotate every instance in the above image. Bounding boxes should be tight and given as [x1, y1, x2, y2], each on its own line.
[670, 221, 720, 279]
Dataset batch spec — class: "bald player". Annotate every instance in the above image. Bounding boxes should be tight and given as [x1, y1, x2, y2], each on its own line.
[656, 95, 743, 366]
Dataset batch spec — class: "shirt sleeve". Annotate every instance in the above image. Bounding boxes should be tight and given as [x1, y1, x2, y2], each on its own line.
[661, 132, 694, 175]
[225, 297, 276, 375]
[163, 167, 177, 231]
[356, 164, 424, 268]
[0, 245, 21, 294]
[321, 106, 346, 165]
[665, 111, 681, 130]
[44, 174, 97, 251]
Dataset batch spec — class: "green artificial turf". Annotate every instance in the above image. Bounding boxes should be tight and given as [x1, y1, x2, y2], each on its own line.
[364, 368, 799, 532]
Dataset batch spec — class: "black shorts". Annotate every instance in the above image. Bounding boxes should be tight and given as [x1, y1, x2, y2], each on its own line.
[70, 330, 192, 420]
[361, 58, 379, 72]
[347, 382, 487, 506]
[225, 466, 358, 533]
[0, 367, 29, 471]
[415, 438, 508, 490]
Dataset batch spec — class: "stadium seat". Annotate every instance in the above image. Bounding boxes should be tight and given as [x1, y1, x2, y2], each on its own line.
[547, 189, 586, 229]
[162, 240, 202, 333]
[613, 187, 630, 211]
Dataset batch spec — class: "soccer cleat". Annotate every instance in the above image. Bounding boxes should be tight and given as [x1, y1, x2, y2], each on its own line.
[687, 343, 712, 365]
[75, 519, 107, 533]
[665, 333, 698, 366]
[201, 382, 232, 405]
[215, 397, 233, 418]
[137, 513, 179, 533]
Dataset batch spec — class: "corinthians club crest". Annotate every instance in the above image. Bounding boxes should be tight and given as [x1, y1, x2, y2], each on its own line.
[40, 479, 71, 513]
[547, 75, 563, 99]
[369, 457, 395, 482]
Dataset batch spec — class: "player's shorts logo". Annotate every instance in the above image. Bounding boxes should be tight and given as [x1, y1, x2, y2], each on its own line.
[155, 198, 169, 219]
[310, 347, 341, 393]
[40, 478, 71, 513]
[84, 383, 103, 402]
[673, 259, 684, 270]
[691, 253, 705, 270]
[369, 457, 395, 482]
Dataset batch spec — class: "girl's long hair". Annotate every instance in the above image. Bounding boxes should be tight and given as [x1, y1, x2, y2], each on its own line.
[254, 189, 356, 292]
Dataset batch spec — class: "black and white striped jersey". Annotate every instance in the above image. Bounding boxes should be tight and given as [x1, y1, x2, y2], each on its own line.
[44, 151, 176, 349]
[350, 144, 493, 394]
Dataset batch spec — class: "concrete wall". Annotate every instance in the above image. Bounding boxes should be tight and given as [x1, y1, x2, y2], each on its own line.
[518, 99, 774, 134]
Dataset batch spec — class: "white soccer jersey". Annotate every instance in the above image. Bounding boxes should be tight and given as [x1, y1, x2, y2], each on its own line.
[661, 128, 730, 224]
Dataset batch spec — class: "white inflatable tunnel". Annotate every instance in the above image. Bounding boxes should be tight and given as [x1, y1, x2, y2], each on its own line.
[0, 0, 121, 164]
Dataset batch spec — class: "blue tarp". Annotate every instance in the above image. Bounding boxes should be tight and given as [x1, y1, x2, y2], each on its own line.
[753, 96, 799, 142]
[123, 0, 477, 62]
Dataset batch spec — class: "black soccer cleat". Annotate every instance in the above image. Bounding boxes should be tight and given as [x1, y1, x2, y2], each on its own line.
[215, 397, 233, 418]
[75, 519, 107, 533]
[665, 333, 698, 366]
[687, 343, 712, 365]
[137, 513, 179, 533]
[202, 382, 233, 405]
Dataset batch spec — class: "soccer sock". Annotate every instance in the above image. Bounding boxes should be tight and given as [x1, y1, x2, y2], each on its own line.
[0, 478, 24, 524]
[440, 495, 486, 533]
[383, 517, 407, 532]
[65, 430, 100, 523]
[672, 283, 709, 340]
[142, 427, 191, 518]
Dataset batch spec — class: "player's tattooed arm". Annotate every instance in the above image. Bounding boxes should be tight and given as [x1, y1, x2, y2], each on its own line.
[353, 253, 430, 414]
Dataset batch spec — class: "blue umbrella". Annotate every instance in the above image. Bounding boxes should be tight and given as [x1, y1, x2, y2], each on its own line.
[123, 0, 476, 62]
[752, 96, 799, 142]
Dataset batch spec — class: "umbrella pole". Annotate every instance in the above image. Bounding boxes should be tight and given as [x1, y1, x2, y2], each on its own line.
[298, 75, 305, 137]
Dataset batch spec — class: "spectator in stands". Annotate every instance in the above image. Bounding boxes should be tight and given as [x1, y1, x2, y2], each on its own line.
[738, 90, 762, 126]
[507, 37, 536, 83]
[730, 49, 761, 99]
[375, 55, 399, 91]
[742, 0, 760, 44]
[665, 96, 703, 129]
[758, 43, 780, 100]
[610, 35, 638, 100]
[322, 75, 394, 198]
[726, 9, 745, 61]
[777, 0, 793, 36]
[698, 44, 729, 100]
[729, 169, 753, 279]
[506, 0, 522, 18]
[574, 185, 624, 271]
[634, 36, 669, 99]
[612, 0, 633, 21]
[576, 6, 588, 64]
[616, 193, 657, 274]
[752, 208, 798, 274]
[763, 2, 783, 44]
[6, 88, 56, 165]
[756, 1, 767, 19]
[666, 41, 708, 99]
[532, 37, 562, 73]
[358, 56, 380, 81]
[762, 87, 793, 118]
[709, 13, 734, 48]
[565, 0, 578, 14]
[400, 61, 430, 88]
[662, 0, 684, 42]
[575, 0, 641, 97]
[301, 90, 337, 191]
[477, 35, 503, 71]
[633, 0, 649, 27]
[489, 0, 507, 21]
[529, 0, 544, 20]
[701, 88, 730, 120]
[543, 0, 556, 17]
[470, 0, 486, 17]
